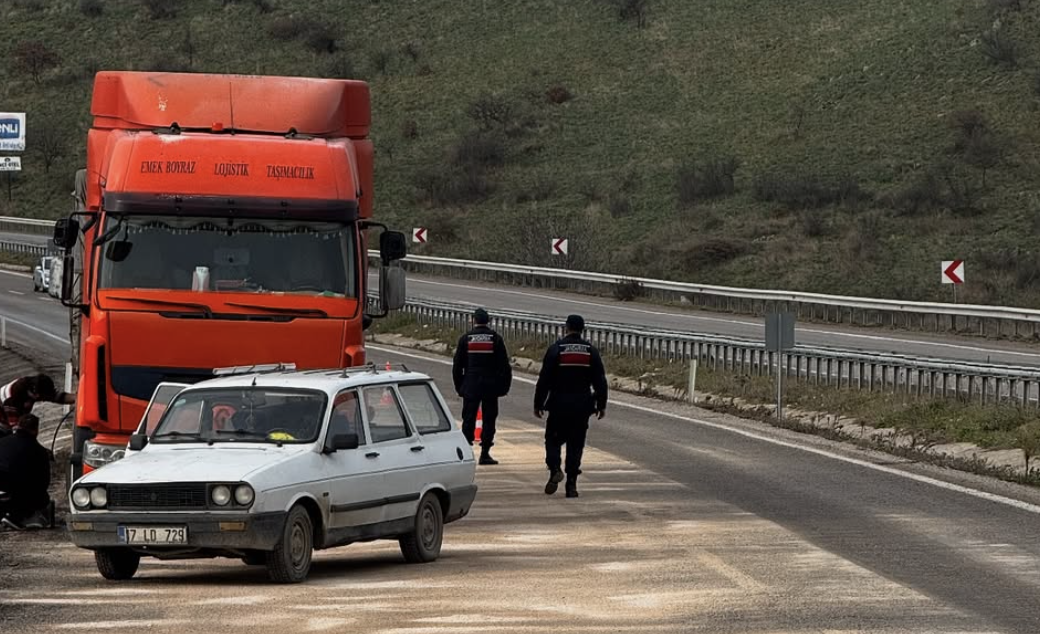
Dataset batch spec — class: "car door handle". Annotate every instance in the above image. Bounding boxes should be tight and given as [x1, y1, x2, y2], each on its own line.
[410, 445, 425, 452]
[365, 451, 380, 458]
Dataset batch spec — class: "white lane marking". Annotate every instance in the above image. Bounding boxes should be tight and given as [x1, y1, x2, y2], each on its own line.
[54, 620, 191, 630]
[0, 315, 67, 343]
[369, 344, 1040, 516]
[38, 296, 53, 302]
[0, 269, 31, 279]
[7, 290, 25, 295]
[409, 278, 1040, 361]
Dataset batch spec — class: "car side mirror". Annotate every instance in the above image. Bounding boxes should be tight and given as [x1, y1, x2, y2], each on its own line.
[105, 240, 133, 262]
[379, 230, 407, 264]
[53, 218, 80, 250]
[128, 434, 148, 451]
[59, 255, 75, 303]
[324, 432, 359, 453]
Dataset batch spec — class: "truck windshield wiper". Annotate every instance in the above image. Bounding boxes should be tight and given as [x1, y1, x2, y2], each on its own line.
[225, 302, 328, 318]
[107, 296, 213, 317]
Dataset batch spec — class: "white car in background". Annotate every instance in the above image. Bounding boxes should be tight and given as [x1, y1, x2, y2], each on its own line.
[32, 256, 53, 292]
[66, 364, 478, 584]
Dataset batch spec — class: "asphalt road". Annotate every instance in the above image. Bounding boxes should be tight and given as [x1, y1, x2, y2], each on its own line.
[2, 344, 1040, 632]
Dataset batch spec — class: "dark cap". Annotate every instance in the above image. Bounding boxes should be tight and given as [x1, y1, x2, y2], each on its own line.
[565, 314, 585, 331]
[473, 308, 490, 325]
[15, 413, 39, 435]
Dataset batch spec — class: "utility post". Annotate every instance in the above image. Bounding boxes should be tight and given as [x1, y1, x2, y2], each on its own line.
[765, 312, 796, 421]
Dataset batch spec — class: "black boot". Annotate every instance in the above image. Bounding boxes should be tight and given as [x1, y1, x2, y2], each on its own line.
[565, 476, 579, 498]
[479, 447, 499, 465]
[544, 468, 564, 495]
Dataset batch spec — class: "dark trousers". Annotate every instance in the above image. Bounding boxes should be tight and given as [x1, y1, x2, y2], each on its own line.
[461, 396, 498, 450]
[544, 412, 589, 478]
[0, 476, 48, 522]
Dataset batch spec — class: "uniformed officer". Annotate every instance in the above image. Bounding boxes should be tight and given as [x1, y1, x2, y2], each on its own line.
[0, 374, 74, 429]
[534, 314, 608, 498]
[452, 308, 512, 465]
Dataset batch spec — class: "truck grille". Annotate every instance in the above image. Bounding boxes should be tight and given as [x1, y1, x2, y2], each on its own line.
[107, 483, 208, 510]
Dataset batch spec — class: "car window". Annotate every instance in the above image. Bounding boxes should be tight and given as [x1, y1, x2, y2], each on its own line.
[362, 386, 411, 443]
[140, 384, 188, 435]
[329, 390, 366, 445]
[152, 387, 327, 444]
[398, 383, 452, 435]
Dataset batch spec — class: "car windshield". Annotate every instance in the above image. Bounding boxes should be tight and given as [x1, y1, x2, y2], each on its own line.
[96, 214, 357, 296]
[138, 384, 188, 436]
[151, 387, 328, 444]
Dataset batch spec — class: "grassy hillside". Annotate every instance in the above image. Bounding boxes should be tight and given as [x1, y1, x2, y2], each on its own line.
[2, 0, 1040, 305]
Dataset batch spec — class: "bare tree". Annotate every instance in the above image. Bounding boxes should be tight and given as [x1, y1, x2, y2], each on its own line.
[32, 118, 68, 174]
[14, 40, 60, 84]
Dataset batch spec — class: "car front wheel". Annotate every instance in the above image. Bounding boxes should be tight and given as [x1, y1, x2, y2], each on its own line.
[399, 492, 443, 564]
[265, 505, 313, 583]
[95, 548, 140, 581]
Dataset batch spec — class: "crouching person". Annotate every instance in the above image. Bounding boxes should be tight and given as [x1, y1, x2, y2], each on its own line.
[0, 414, 53, 530]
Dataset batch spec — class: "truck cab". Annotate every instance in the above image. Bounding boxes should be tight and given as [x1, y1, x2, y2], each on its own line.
[51, 72, 407, 480]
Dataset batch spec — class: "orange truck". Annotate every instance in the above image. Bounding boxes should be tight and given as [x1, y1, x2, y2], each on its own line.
[51, 71, 407, 481]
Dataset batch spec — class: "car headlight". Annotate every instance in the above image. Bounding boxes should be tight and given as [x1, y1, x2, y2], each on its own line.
[234, 484, 254, 506]
[211, 485, 231, 506]
[71, 487, 91, 509]
[89, 487, 107, 508]
[83, 440, 127, 470]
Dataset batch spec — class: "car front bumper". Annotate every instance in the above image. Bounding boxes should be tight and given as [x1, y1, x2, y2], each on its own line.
[66, 511, 288, 552]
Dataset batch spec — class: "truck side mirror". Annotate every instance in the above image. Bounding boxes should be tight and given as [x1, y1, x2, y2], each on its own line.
[53, 218, 80, 250]
[128, 434, 148, 451]
[380, 264, 406, 311]
[60, 255, 75, 303]
[379, 230, 407, 264]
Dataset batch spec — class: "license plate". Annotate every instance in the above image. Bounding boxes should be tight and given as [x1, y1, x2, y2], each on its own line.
[118, 525, 188, 545]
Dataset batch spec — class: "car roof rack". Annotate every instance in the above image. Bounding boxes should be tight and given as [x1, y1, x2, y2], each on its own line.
[212, 362, 297, 377]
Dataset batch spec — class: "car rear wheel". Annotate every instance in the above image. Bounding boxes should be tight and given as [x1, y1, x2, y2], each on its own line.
[265, 505, 313, 583]
[95, 548, 140, 581]
[399, 492, 443, 564]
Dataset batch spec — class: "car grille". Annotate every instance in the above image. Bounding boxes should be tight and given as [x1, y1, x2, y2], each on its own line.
[107, 483, 208, 510]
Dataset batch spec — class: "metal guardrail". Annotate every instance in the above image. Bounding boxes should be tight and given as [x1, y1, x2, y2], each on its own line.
[366, 251, 1040, 340]
[0, 215, 51, 235]
[395, 297, 1040, 407]
[0, 239, 48, 256]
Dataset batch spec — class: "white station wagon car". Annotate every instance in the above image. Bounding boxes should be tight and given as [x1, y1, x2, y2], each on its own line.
[66, 364, 478, 584]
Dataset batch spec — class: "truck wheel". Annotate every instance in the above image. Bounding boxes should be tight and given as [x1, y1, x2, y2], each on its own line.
[265, 505, 313, 583]
[399, 493, 443, 564]
[95, 548, 140, 580]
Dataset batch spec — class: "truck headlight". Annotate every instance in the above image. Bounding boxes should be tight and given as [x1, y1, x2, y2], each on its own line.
[72, 487, 91, 509]
[89, 487, 107, 508]
[211, 485, 231, 506]
[83, 440, 127, 470]
[234, 484, 254, 506]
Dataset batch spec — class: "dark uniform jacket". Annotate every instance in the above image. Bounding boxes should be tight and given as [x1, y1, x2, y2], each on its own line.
[0, 378, 67, 427]
[534, 334, 609, 415]
[0, 431, 51, 509]
[452, 326, 512, 398]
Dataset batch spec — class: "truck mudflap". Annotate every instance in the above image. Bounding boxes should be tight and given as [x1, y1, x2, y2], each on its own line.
[65, 511, 288, 552]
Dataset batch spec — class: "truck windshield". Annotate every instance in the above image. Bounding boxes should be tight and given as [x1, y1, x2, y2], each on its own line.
[97, 215, 357, 296]
[151, 387, 328, 444]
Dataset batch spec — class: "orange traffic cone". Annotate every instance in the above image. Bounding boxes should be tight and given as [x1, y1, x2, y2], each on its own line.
[474, 406, 483, 443]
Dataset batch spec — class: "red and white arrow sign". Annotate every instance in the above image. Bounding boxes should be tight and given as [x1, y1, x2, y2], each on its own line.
[552, 238, 568, 255]
[412, 227, 427, 244]
[941, 260, 964, 284]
